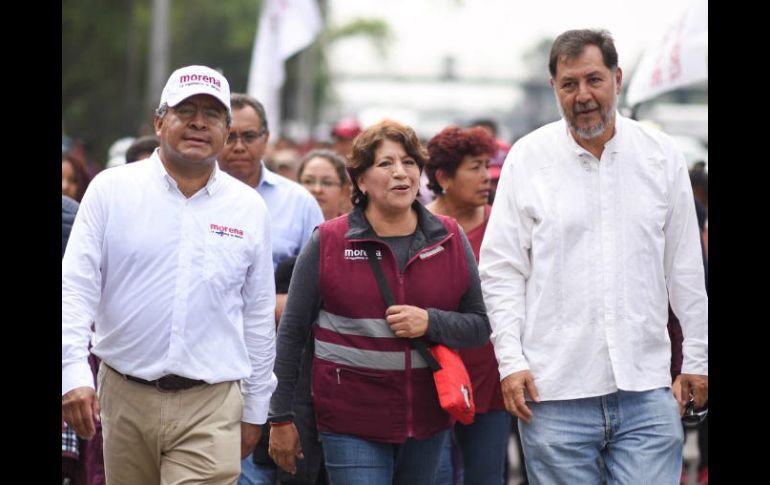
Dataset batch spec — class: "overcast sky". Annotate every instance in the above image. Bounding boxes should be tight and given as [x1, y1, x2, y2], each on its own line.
[327, 0, 698, 80]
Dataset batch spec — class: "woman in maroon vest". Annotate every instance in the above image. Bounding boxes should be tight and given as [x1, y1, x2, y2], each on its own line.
[268, 119, 491, 484]
[425, 126, 512, 485]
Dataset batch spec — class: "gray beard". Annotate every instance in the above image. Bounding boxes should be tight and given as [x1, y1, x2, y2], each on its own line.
[556, 92, 618, 141]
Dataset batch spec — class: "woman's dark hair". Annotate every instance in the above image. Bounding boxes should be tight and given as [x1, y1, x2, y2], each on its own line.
[297, 148, 349, 186]
[348, 119, 427, 207]
[62, 154, 91, 202]
[425, 126, 497, 196]
[125, 135, 160, 163]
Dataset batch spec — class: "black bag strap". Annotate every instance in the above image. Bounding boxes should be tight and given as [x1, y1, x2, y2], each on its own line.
[363, 242, 441, 372]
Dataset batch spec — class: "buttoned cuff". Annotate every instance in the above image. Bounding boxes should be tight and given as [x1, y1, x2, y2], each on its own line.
[62, 361, 96, 396]
[498, 359, 530, 382]
[241, 395, 271, 425]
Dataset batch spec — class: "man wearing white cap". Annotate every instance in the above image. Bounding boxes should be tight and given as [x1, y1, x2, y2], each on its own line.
[62, 65, 277, 484]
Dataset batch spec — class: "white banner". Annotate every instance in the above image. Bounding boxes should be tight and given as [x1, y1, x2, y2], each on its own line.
[247, 0, 322, 137]
[625, 0, 707, 106]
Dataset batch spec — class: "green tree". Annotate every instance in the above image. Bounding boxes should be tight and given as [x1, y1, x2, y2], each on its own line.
[63, 0, 259, 166]
[62, 0, 389, 163]
[63, 0, 147, 164]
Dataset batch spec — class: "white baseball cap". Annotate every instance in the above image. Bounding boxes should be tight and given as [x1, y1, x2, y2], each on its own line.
[159, 65, 231, 114]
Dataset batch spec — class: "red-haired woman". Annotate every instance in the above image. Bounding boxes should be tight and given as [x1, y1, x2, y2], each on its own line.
[425, 126, 511, 485]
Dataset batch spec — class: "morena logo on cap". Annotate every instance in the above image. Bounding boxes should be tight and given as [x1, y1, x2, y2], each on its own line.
[179, 73, 222, 90]
[159, 65, 231, 114]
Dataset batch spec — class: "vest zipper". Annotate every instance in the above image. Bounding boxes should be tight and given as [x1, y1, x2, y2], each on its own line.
[350, 234, 454, 440]
[399, 272, 415, 438]
[399, 236, 452, 438]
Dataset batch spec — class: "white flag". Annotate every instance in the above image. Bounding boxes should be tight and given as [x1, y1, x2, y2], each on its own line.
[625, 0, 707, 106]
[247, 0, 322, 138]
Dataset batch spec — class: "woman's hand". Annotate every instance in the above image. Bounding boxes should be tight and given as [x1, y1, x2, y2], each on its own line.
[671, 374, 685, 416]
[268, 423, 304, 475]
[386, 305, 429, 338]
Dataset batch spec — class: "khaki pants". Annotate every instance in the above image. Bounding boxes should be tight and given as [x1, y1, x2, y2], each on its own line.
[97, 363, 242, 485]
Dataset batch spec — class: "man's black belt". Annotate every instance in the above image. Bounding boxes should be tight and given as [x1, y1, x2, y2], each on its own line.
[107, 364, 206, 391]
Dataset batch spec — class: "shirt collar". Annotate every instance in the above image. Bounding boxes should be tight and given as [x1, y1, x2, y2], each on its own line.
[150, 150, 172, 190]
[604, 112, 624, 154]
[562, 111, 624, 159]
[257, 160, 280, 189]
[150, 148, 221, 195]
[206, 163, 222, 195]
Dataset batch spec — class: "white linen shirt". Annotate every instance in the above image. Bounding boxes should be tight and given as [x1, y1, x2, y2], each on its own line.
[62, 153, 277, 424]
[479, 115, 708, 401]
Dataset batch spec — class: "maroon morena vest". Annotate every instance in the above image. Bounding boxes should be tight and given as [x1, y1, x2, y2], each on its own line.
[313, 206, 469, 443]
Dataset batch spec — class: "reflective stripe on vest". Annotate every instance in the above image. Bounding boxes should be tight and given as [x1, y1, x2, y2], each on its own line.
[315, 340, 429, 370]
[318, 310, 394, 338]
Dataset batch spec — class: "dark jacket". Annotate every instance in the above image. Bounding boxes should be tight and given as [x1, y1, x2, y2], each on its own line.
[62, 195, 79, 258]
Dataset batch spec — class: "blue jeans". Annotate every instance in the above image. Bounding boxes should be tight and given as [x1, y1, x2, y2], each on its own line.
[320, 430, 449, 485]
[435, 410, 512, 485]
[434, 430, 462, 485]
[238, 453, 276, 485]
[519, 387, 683, 485]
[457, 410, 512, 485]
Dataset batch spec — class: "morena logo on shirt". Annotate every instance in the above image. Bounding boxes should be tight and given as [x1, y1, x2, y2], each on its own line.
[210, 223, 244, 239]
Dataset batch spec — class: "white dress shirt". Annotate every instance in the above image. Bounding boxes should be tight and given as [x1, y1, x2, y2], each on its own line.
[479, 115, 708, 401]
[62, 153, 277, 423]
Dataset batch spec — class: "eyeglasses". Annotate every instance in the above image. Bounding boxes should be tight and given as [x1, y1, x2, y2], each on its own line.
[226, 130, 266, 146]
[682, 399, 708, 427]
[172, 103, 227, 123]
[300, 179, 342, 189]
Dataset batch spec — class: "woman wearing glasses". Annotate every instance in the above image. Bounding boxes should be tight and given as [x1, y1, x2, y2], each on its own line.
[261, 149, 353, 485]
[298, 149, 352, 221]
[268, 119, 490, 484]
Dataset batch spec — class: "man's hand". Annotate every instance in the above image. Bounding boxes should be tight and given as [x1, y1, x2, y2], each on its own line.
[62, 386, 100, 440]
[269, 423, 304, 475]
[671, 374, 686, 416]
[679, 373, 708, 408]
[501, 370, 540, 424]
[241, 423, 262, 459]
[386, 305, 429, 338]
[275, 293, 289, 326]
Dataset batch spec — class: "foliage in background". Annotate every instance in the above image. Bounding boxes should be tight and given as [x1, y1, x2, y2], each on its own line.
[63, 0, 388, 164]
[63, 0, 259, 165]
[63, 0, 147, 164]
